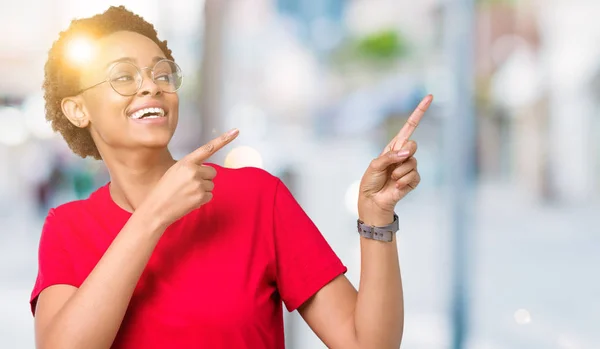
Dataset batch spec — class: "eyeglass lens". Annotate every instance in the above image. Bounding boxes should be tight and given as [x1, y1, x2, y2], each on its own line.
[108, 60, 182, 96]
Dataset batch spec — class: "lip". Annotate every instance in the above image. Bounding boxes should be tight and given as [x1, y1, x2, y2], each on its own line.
[126, 102, 169, 118]
[130, 116, 168, 125]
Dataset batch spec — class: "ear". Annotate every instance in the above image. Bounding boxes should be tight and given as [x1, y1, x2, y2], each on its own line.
[61, 97, 90, 128]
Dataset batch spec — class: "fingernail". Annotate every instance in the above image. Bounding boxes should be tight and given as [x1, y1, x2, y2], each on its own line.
[227, 128, 239, 136]
[397, 150, 410, 157]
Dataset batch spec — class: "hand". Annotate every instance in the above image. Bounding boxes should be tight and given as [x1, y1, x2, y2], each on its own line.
[358, 95, 432, 222]
[142, 128, 240, 228]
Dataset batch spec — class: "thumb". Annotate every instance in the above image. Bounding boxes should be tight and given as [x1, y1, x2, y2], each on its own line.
[368, 149, 411, 174]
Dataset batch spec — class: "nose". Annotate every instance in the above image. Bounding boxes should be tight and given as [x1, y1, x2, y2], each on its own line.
[137, 70, 161, 97]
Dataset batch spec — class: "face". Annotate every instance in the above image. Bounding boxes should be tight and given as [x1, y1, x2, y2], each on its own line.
[67, 31, 180, 156]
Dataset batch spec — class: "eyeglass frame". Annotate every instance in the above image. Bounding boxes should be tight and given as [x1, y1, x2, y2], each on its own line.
[77, 58, 184, 96]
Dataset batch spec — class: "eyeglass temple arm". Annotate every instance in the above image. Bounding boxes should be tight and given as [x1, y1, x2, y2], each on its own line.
[78, 80, 109, 94]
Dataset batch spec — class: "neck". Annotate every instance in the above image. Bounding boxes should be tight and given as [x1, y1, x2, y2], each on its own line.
[102, 147, 176, 212]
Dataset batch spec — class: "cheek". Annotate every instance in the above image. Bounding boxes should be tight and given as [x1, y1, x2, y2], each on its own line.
[87, 92, 130, 124]
[167, 94, 180, 123]
[169, 93, 179, 109]
[85, 92, 132, 138]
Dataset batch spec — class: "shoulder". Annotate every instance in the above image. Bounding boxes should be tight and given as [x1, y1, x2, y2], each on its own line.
[207, 163, 278, 182]
[45, 184, 109, 231]
[37, 202, 86, 254]
[204, 164, 285, 208]
[55, 184, 106, 212]
[207, 163, 282, 193]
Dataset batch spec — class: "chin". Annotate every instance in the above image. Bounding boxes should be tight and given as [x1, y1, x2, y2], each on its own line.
[135, 133, 174, 149]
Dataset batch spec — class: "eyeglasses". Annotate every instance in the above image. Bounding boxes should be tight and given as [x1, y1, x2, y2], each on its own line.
[79, 59, 183, 96]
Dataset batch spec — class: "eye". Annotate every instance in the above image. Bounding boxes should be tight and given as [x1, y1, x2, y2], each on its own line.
[112, 74, 135, 82]
[155, 73, 172, 82]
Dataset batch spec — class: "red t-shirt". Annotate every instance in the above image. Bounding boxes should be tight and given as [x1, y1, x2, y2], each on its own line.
[30, 164, 347, 348]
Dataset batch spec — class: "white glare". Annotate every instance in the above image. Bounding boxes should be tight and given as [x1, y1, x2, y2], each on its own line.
[344, 180, 361, 215]
[514, 309, 532, 325]
[0, 107, 29, 146]
[66, 37, 94, 65]
[224, 146, 263, 169]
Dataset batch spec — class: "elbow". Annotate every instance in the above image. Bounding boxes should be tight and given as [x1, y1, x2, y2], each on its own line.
[36, 338, 62, 349]
[355, 343, 401, 349]
[356, 330, 403, 349]
[361, 342, 402, 349]
[37, 331, 98, 349]
[36, 334, 72, 349]
[38, 339, 99, 349]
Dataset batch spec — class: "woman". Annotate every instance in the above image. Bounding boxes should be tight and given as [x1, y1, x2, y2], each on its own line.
[30, 6, 432, 349]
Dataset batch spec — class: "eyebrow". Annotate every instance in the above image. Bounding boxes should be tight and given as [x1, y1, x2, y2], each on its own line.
[104, 56, 166, 69]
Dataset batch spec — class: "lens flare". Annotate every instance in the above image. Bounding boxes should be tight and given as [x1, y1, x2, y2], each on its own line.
[514, 309, 532, 325]
[224, 146, 263, 169]
[66, 37, 94, 65]
[344, 180, 361, 215]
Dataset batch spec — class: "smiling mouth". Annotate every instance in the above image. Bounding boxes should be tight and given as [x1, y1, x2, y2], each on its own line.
[129, 107, 166, 120]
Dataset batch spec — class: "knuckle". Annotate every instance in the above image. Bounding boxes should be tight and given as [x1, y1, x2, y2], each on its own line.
[208, 167, 217, 178]
[185, 160, 197, 169]
[203, 143, 215, 153]
[369, 159, 380, 171]
[399, 176, 409, 185]
[203, 192, 214, 204]
[410, 140, 418, 151]
[200, 166, 217, 179]
[387, 142, 396, 152]
[180, 159, 193, 169]
[182, 163, 196, 177]
[203, 180, 215, 191]
[408, 171, 419, 183]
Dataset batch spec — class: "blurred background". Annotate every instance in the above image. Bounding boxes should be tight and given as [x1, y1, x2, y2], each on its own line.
[1, 0, 599, 348]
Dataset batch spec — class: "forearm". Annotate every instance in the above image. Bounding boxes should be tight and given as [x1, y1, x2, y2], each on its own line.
[354, 213, 404, 349]
[41, 207, 165, 349]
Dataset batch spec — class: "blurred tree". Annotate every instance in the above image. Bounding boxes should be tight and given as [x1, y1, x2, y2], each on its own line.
[356, 30, 405, 60]
[331, 29, 409, 70]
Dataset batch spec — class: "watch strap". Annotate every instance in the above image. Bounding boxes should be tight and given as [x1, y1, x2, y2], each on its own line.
[357, 213, 399, 242]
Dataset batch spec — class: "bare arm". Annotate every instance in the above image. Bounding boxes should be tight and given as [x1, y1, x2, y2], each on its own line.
[299, 161, 416, 349]
[34, 129, 240, 349]
[299, 216, 404, 349]
[299, 96, 432, 349]
[353, 216, 404, 348]
[35, 209, 165, 349]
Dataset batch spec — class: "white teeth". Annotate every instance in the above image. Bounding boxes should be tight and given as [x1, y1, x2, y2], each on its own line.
[130, 107, 165, 119]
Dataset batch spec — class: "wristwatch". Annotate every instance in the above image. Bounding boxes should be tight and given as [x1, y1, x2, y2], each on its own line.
[357, 213, 399, 242]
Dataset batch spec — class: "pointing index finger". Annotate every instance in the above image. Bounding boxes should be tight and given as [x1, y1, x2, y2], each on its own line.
[186, 128, 239, 164]
[389, 94, 433, 151]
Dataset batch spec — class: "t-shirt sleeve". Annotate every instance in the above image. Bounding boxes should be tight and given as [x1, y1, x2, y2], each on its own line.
[272, 179, 347, 312]
[30, 208, 77, 315]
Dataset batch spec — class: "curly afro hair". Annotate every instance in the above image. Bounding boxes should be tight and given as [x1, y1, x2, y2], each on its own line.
[44, 6, 175, 160]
